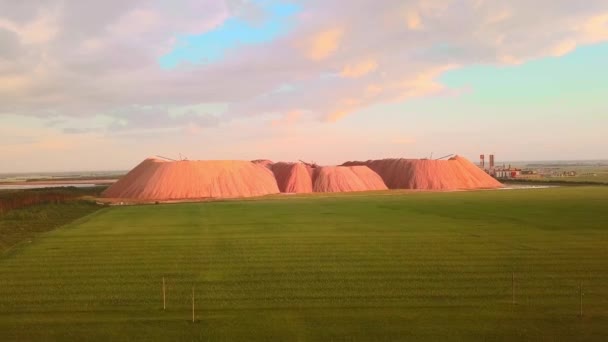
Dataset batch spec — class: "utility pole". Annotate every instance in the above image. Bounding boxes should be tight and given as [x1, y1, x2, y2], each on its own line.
[512, 272, 515, 305]
[192, 286, 195, 323]
[580, 282, 583, 317]
[162, 277, 166, 310]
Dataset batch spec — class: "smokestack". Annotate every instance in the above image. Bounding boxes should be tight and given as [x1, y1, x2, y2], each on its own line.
[480, 154, 485, 168]
[489, 154, 495, 169]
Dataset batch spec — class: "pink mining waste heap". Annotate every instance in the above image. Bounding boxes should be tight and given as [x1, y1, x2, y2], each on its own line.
[102, 158, 280, 200]
[343, 156, 502, 190]
[271, 162, 314, 193]
[103, 155, 500, 201]
[312, 166, 388, 193]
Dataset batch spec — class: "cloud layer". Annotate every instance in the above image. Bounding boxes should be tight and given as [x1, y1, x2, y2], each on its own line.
[1, 0, 608, 167]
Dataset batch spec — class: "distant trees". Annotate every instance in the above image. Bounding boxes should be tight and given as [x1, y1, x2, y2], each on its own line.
[0, 187, 105, 215]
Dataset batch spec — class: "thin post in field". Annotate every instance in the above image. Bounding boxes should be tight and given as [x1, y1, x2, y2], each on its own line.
[512, 272, 515, 305]
[192, 286, 195, 323]
[580, 282, 583, 317]
[162, 277, 166, 310]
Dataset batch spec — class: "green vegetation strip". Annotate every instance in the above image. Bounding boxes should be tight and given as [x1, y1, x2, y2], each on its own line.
[503, 178, 608, 186]
[1, 187, 607, 340]
[0, 201, 102, 253]
[0, 186, 107, 214]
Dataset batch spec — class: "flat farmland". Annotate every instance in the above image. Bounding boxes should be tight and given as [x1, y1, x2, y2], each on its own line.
[1, 187, 608, 341]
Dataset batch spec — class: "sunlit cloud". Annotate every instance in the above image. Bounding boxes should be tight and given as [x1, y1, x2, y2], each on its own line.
[271, 110, 303, 126]
[305, 27, 344, 61]
[0, 13, 59, 45]
[582, 13, 608, 43]
[550, 40, 577, 57]
[404, 10, 422, 30]
[341, 59, 378, 78]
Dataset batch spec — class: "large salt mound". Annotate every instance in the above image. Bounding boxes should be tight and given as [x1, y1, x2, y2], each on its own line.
[342, 156, 502, 190]
[102, 158, 280, 200]
[271, 162, 313, 193]
[313, 166, 388, 193]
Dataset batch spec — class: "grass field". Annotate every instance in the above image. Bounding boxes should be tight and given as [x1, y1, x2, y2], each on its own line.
[545, 174, 608, 184]
[0, 201, 102, 253]
[517, 165, 608, 184]
[1, 187, 608, 340]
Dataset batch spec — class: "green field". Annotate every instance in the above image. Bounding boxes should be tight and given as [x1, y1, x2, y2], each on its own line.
[514, 165, 608, 185]
[1, 187, 608, 340]
[0, 201, 101, 253]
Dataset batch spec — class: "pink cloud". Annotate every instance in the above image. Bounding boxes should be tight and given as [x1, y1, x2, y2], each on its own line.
[404, 10, 422, 30]
[581, 13, 608, 43]
[271, 110, 304, 127]
[304, 27, 344, 61]
[340, 59, 378, 78]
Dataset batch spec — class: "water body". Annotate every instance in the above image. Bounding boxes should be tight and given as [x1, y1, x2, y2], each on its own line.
[0, 170, 125, 183]
[0, 184, 100, 190]
[499, 185, 559, 190]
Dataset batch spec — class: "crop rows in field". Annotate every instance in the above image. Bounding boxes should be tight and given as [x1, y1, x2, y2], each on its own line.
[1, 187, 607, 340]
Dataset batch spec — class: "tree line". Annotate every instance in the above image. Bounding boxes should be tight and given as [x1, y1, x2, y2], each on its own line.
[0, 187, 106, 215]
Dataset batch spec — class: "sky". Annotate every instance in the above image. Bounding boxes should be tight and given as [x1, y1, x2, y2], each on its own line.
[1, 0, 607, 172]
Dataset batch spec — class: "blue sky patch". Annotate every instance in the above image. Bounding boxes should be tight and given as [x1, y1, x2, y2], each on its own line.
[159, 2, 300, 68]
[438, 42, 608, 106]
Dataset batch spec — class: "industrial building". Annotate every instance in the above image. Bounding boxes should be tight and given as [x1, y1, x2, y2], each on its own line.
[479, 154, 522, 179]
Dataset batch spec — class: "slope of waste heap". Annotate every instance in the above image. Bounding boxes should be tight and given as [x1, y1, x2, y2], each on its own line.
[342, 156, 502, 190]
[312, 165, 388, 193]
[102, 157, 280, 200]
[271, 162, 314, 193]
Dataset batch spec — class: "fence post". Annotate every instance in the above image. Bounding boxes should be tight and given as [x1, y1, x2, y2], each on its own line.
[192, 286, 195, 323]
[512, 272, 515, 305]
[162, 277, 166, 310]
[580, 282, 583, 317]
